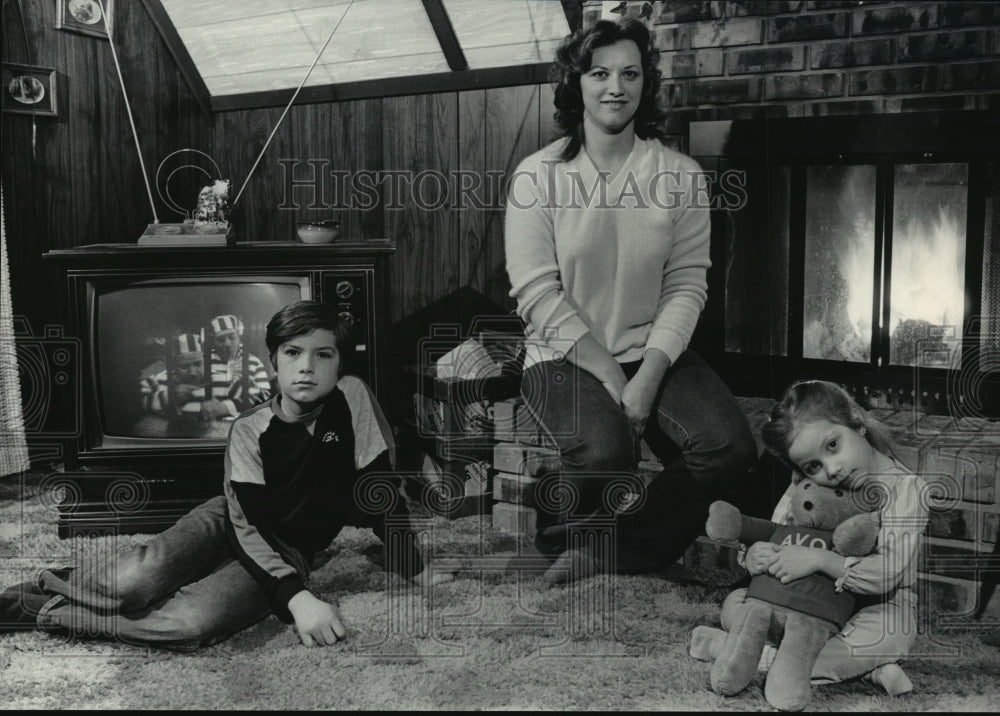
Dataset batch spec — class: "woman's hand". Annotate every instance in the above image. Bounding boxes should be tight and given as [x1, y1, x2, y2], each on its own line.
[766, 545, 844, 584]
[620, 349, 670, 436]
[601, 369, 628, 405]
[744, 541, 780, 576]
[620, 371, 658, 436]
[565, 334, 627, 404]
[288, 590, 346, 647]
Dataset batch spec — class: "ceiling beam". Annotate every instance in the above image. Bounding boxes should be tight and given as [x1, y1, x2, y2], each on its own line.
[211, 63, 554, 113]
[421, 0, 467, 72]
[560, 0, 583, 34]
[139, 0, 212, 125]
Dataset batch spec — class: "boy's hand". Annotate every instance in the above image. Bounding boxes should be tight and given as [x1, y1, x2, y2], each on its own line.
[744, 541, 780, 576]
[410, 564, 454, 589]
[287, 590, 346, 647]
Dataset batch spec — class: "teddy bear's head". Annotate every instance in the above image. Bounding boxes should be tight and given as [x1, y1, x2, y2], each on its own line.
[787, 479, 868, 531]
[788, 478, 880, 556]
[789, 478, 871, 532]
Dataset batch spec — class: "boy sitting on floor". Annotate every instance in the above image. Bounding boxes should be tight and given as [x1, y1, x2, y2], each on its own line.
[1, 300, 450, 650]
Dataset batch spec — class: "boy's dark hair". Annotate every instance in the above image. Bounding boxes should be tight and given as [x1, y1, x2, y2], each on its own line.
[265, 300, 354, 368]
[550, 18, 666, 162]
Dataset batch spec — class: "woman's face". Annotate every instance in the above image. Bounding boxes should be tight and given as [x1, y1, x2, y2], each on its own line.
[579, 39, 643, 137]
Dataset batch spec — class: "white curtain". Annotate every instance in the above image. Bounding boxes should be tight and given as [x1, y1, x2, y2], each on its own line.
[0, 183, 29, 477]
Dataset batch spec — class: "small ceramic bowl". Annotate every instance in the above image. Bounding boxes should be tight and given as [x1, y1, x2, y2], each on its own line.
[295, 220, 340, 244]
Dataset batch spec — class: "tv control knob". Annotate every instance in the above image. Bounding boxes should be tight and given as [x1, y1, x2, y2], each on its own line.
[335, 281, 354, 299]
[338, 311, 354, 325]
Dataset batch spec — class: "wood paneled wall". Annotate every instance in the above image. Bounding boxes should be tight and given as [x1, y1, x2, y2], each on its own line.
[215, 88, 555, 322]
[2, 0, 554, 334]
[2, 0, 212, 328]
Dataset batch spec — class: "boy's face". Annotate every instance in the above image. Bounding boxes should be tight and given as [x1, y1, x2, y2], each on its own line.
[213, 330, 240, 361]
[172, 353, 204, 383]
[273, 328, 340, 415]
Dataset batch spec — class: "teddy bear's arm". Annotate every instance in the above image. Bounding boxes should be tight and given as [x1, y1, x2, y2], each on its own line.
[832, 512, 880, 557]
[737, 514, 782, 546]
[706, 501, 781, 545]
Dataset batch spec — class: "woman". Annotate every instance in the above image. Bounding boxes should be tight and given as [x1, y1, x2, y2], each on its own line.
[504, 18, 757, 582]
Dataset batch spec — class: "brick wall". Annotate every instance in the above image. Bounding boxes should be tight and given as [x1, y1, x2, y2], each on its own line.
[583, 1, 1000, 150]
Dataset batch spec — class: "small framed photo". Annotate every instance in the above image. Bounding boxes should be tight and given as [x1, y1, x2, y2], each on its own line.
[56, 0, 113, 39]
[1, 64, 58, 117]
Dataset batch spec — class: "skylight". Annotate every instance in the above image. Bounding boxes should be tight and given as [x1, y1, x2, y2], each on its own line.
[153, 0, 571, 108]
[443, 0, 570, 70]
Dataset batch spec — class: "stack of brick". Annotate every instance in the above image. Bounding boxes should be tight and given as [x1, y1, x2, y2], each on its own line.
[491, 398, 667, 548]
[402, 329, 526, 520]
[404, 369, 501, 520]
[490, 397, 558, 546]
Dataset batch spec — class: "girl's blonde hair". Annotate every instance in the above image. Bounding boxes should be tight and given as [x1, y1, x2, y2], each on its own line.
[761, 380, 905, 480]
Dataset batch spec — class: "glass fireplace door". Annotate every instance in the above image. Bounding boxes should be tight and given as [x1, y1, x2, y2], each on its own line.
[887, 163, 968, 369]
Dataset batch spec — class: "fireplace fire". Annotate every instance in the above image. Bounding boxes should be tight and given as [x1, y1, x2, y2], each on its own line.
[690, 111, 1000, 417]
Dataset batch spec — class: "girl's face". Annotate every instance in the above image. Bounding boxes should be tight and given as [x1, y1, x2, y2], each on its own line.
[579, 40, 643, 136]
[786, 418, 880, 489]
[274, 328, 341, 416]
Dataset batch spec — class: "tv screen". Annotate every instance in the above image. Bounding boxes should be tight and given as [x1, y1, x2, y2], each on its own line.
[93, 277, 309, 443]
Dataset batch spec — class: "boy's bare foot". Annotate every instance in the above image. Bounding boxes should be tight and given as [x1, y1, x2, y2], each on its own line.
[0, 580, 48, 631]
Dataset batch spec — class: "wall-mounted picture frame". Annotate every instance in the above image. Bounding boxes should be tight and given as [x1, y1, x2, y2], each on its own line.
[1, 63, 58, 116]
[56, 0, 113, 39]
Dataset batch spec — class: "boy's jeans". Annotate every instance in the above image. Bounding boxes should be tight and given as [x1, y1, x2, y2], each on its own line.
[522, 349, 757, 573]
[36, 496, 285, 651]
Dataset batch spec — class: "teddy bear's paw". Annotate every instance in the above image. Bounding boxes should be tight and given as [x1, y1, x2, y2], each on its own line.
[867, 663, 913, 697]
[689, 625, 726, 661]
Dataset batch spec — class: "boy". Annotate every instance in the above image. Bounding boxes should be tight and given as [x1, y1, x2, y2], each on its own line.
[0, 300, 448, 650]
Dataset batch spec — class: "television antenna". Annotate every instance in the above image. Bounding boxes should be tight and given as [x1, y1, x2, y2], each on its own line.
[101, 0, 353, 234]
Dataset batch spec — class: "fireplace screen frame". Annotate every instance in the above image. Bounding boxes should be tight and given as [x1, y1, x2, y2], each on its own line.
[690, 110, 1000, 416]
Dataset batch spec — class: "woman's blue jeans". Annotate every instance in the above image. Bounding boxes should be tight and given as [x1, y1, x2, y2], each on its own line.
[521, 349, 756, 574]
[35, 496, 298, 651]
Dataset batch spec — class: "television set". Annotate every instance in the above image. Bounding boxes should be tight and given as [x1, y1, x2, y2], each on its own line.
[43, 241, 394, 536]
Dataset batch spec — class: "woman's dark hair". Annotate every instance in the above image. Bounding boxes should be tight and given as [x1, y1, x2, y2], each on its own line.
[550, 18, 666, 162]
[265, 300, 354, 369]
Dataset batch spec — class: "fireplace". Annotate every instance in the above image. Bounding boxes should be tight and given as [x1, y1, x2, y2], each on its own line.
[690, 110, 1000, 418]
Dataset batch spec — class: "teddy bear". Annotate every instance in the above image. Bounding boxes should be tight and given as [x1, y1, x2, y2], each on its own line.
[694, 479, 880, 711]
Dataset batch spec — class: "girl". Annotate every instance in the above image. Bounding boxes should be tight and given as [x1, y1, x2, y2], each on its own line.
[696, 379, 928, 697]
[503, 18, 756, 582]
